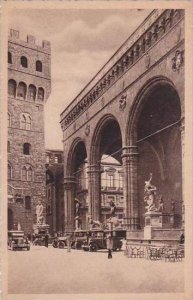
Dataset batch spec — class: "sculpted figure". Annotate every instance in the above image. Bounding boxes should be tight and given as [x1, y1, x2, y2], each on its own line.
[109, 199, 116, 216]
[75, 198, 81, 217]
[144, 173, 157, 212]
[157, 195, 164, 212]
[36, 201, 44, 224]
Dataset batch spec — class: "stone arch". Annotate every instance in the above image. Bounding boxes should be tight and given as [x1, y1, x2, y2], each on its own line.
[126, 76, 181, 145]
[90, 114, 123, 165]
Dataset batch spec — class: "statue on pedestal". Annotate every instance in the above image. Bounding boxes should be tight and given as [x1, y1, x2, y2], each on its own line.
[157, 195, 164, 212]
[74, 198, 81, 230]
[36, 201, 45, 225]
[109, 199, 116, 216]
[144, 173, 157, 212]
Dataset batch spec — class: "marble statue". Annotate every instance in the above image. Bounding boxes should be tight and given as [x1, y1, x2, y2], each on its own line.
[36, 201, 44, 224]
[144, 173, 157, 212]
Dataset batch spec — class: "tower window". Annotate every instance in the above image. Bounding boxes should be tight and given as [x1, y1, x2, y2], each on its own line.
[8, 79, 16, 97]
[8, 113, 11, 127]
[8, 164, 12, 180]
[23, 143, 31, 155]
[21, 56, 28, 68]
[36, 60, 42, 72]
[37, 87, 44, 101]
[8, 52, 12, 64]
[28, 84, 36, 101]
[20, 113, 32, 130]
[17, 82, 27, 100]
[25, 196, 31, 210]
[22, 165, 33, 181]
[7, 141, 10, 153]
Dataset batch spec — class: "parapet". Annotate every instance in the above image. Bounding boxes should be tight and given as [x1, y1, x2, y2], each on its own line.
[9, 29, 51, 54]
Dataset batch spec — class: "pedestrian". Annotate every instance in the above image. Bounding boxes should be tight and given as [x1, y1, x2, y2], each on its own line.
[45, 234, 49, 248]
[66, 233, 71, 252]
[106, 232, 113, 259]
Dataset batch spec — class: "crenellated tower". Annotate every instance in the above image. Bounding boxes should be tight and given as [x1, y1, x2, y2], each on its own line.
[7, 29, 51, 234]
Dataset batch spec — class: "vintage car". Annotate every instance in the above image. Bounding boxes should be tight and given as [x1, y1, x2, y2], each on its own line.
[8, 230, 30, 251]
[82, 228, 126, 252]
[71, 230, 89, 249]
[52, 236, 68, 248]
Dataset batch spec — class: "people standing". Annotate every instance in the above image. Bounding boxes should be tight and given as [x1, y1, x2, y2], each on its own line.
[106, 232, 113, 259]
[66, 233, 71, 252]
[45, 233, 49, 248]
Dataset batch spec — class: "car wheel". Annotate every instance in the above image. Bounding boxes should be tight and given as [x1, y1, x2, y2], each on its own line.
[52, 241, 58, 248]
[89, 243, 98, 252]
[58, 241, 65, 249]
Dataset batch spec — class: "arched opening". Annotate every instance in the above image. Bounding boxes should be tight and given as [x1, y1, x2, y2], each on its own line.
[23, 143, 31, 155]
[69, 140, 88, 229]
[28, 84, 36, 101]
[37, 87, 44, 101]
[8, 208, 14, 230]
[8, 52, 12, 64]
[8, 79, 16, 97]
[25, 196, 31, 210]
[20, 56, 28, 68]
[17, 82, 27, 100]
[36, 60, 42, 72]
[90, 115, 123, 224]
[129, 79, 182, 229]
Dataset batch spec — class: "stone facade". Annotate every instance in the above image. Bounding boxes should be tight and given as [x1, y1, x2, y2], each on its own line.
[60, 9, 185, 235]
[8, 29, 51, 234]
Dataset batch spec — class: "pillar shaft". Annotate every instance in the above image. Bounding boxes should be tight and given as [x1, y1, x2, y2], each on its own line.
[180, 118, 185, 228]
[87, 164, 101, 222]
[64, 176, 76, 232]
[122, 146, 139, 230]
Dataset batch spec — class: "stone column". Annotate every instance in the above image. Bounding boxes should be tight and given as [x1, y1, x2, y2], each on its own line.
[87, 164, 101, 222]
[180, 117, 185, 228]
[122, 146, 139, 230]
[63, 176, 76, 232]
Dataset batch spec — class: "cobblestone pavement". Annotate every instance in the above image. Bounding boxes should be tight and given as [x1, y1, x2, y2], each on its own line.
[8, 245, 184, 294]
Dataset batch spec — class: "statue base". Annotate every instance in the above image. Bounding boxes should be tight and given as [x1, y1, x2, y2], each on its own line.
[33, 223, 50, 235]
[144, 211, 174, 240]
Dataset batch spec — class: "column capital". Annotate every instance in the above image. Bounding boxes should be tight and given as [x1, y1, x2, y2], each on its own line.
[121, 145, 139, 159]
[64, 176, 76, 186]
[87, 164, 103, 174]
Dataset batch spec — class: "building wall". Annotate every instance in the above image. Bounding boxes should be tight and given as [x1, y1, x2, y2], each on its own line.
[8, 30, 51, 234]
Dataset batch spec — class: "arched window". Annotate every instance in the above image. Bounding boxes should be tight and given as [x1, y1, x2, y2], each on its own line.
[22, 166, 27, 181]
[25, 196, 31, 210]
[17, 82, 27, 99]
[28, 84, 36, 101]
[21, 56, 28, 68]
[8, 79, 16, 97]
[8, 52, 12, 64]
[36, 60, 42, 72]
[37, 87, 44, 101]
[8, 113, 11, 127]
[20, 113, 32, 130]
[8, 164, 12, 180]
[23, 143, 31, 155]
[7, 141, 10, 153]
[22, 165, 33, 181]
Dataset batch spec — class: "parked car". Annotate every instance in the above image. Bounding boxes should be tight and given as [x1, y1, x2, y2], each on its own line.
[8, 230, 30, 251]
[82, 228, 126, 252]
[52, 236, 68, 248]
[71, 230, 89, 249]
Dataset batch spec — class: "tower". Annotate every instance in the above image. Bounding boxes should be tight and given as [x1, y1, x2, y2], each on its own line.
[7, 29, 51, 233]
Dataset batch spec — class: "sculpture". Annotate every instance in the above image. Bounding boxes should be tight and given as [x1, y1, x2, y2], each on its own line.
[157, 195, 164, 212]
[144, 173, 157, 212]
[88, 217, 101, 230]
[171, 199, 175, 213]
[109, 199, 116, 216]
[74, 198, 82, 230]
[36, 201, 45, 225]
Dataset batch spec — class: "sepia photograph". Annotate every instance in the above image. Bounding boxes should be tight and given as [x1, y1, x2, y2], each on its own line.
[1, 1, 192, 299]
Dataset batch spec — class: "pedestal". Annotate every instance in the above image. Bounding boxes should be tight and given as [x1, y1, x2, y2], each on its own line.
[33, 223, 50, 235]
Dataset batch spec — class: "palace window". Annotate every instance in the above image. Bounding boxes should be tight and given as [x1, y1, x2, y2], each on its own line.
[7, 141, 10, 153]
[23, 143, 31, 155]
[8, 113, 11, 127]
[17, 82, 27, 100]
[20, 56, 28, 68]
[107, 173, 115, 187]
[22, 165, 33, 181]
[37, 87, 44, 101]
[8, 164, 12, 180]
[20, 113, 31, 130]
[8, 79, 16, 97]
[8, 52, 12, 64]
[28, 84, 36, 101]
[36, 60, 42, 72]
[25, 196, 31, 210]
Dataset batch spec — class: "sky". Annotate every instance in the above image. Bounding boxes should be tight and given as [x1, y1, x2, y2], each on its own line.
[8, 8, 151, 150]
